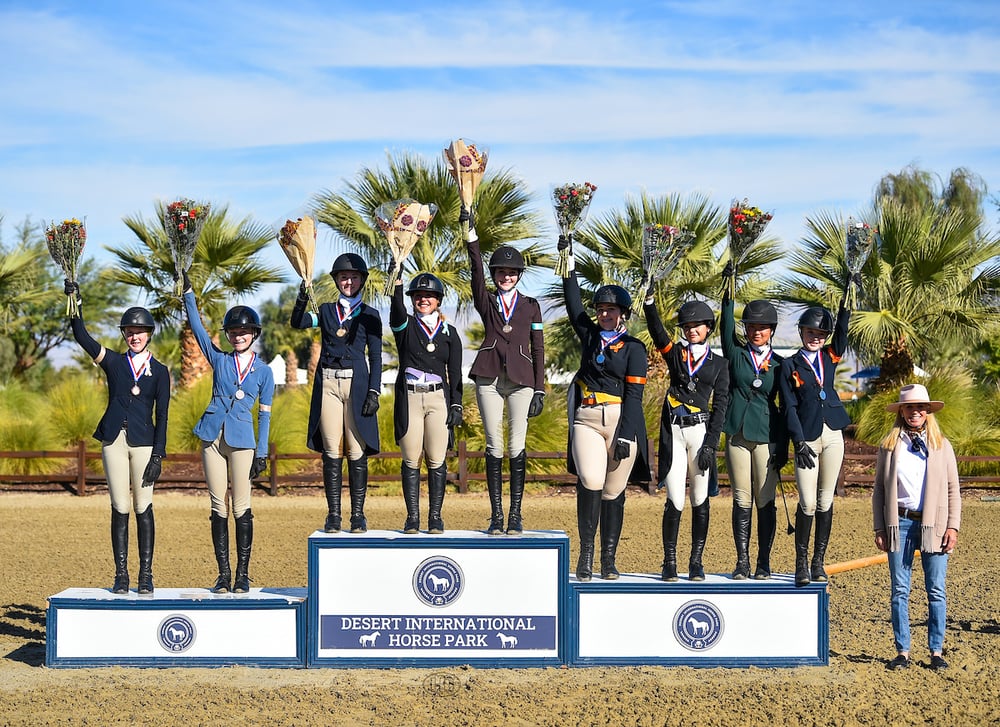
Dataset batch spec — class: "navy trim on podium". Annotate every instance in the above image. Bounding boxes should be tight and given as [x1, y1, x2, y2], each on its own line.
[568, 573, 829, 667]
[46, 587, 308, 668]
[307, 529, 570, 668]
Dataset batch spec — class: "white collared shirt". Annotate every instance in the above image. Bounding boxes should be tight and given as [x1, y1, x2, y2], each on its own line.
[896, 431, 927, 510]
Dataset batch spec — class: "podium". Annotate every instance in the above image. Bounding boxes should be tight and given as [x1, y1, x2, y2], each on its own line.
[46, 587, 307, 668]
[307, 529, 569, 667]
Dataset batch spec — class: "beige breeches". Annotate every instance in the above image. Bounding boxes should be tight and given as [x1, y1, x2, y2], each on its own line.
[474, 371, 534, 458]
[794, 423, 844, 515]
[571, 403, 636, 500]
[319, 374, 366, 461]
[399, 388, 449, 469]
[201, 432, 254, 518]
[102, 429, 153, 514]
[725, 431, 778, 509]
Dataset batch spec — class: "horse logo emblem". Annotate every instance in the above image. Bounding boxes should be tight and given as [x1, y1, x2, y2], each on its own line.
[413, 556, 464, 607]
[672, 600, 724, 651]
[158, 614, 197, 653]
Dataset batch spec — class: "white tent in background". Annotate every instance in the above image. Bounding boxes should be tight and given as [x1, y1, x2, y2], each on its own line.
[268, 354, 308, 386]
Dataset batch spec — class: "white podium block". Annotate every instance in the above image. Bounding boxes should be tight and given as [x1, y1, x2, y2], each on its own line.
[46, 587, 307, 668]
[307, 529, 569, 667]
[571, 573, 828, 667]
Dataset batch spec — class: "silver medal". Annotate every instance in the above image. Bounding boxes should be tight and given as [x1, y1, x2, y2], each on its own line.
[235, 389, 246, 400]
[426, 342, 436, 352]
[752, 378, 763, 388]
[131, 385, 141, 396]
[686, 380, 697, 392]
[502, 324, 512, 333]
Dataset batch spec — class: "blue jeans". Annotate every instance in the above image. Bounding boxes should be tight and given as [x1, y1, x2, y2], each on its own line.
[887, 517, 949, 654]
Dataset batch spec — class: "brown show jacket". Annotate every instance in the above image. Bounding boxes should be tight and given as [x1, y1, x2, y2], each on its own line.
[467, 238, 545, 391]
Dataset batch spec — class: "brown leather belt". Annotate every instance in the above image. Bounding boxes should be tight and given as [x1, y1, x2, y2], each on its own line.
[898, 506, 922, 522]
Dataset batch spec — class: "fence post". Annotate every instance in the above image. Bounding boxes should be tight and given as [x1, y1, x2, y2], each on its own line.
[456, 440, 468, 493]
[268, 442, 278, 496]
[76, 440, 87, 496]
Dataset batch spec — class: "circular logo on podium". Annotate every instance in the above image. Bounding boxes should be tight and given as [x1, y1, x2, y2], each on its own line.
[672, 600, 724, 651]
[158, 614, 196, 653]
[413, 556, 464, 607]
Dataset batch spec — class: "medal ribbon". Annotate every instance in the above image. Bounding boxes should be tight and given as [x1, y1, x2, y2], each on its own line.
[686, 345, 710, 380]
[803, 351, 824, 389]
[127, 351, 149, 386]
[748, 345, 772, 379]
[598, 328, 626, 359]
[233, 352, 256, 389]
[418, 316, 443, 345]
[497, 290, 519, 326]
[336, 300, 363, 328]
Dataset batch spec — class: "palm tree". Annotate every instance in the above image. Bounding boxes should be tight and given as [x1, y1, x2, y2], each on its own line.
[312, 151, 547, 313]
[107, 202, 286, 387]
[782, 167, 1000, 391]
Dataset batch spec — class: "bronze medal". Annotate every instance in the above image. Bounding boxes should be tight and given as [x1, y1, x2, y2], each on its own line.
[336, 327, 347, 337]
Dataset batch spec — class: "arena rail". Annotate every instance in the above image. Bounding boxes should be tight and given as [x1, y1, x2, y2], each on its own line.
[1, 442, 998, 496]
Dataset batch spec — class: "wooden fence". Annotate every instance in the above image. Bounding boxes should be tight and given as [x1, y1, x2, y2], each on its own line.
[2, 440, 999, 496]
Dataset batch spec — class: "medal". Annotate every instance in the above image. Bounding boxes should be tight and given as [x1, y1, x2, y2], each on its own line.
[426, 343, 436, 352]
[748, 345, 772, 391]
[235, 389, 246, 400]
[232, 351, 255, 402]
[335, 298, 362, 338]
[686, 380, 698, 392]
[752, 378, 762, 388]
[127, 351, 149, 398]
[596, 354, 606, 364]
[418, 314, 443, 353]
[502, 324, 513, 333]
[596, 328, 625, 368]
[336, 327, 347, 337]
[498, 291, 518, 334]
[685, 344, 710, 392]
[819, 390, 827, 401]
[131, 385, 141, 396]
[802, 350, 827, 402]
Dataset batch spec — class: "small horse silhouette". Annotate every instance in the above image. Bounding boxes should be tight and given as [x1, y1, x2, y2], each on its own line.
[359, 630, 381, 648]
[687, 617, 709, 636]
[497, 632, 518, 649]
[427, 573, 450, 591]
[168, 626, 186, 642]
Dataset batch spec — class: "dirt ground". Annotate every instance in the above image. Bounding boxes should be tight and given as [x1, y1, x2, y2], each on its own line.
[1, 488, 997, 726]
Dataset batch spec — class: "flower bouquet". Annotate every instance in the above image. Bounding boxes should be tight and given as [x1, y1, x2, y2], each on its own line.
[163, 198, 210, 295]
[552, 181, 597, 278]
[375, 199, 438, 296]
[44, 218, 87, 316]
[443, 138, 488, 237]
[845, 216, 878, 310]
[638, 223, 697, 303]
[725, 198, 773, 298]
[278, 215, 318, 312]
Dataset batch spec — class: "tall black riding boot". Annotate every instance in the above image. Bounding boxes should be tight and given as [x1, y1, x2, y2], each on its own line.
[210, 512, 231, 594]
[401, 463, 421, 534]
[575, 485, 602, 581]
[322, 454, 343, 533]
[688, 500, 710, 581]
[506, 451, 526, 534]
[485, 453, 505, 535]
[110, 509, 130, 594]
[136, 506, 155, 595]
[795, 505, 813, 587]
[348, 457, 369, 533]
[233, 509, 254, 593]
[600, 492, 625, 580]
[812, 506, 833, 582]
[754, 503, 777, 580]
[660, 500, 682, 582]
[731, 503, 752, 580]
[427, 463, 447, 534]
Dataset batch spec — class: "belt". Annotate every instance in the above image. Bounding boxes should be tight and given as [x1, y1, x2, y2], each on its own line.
[322, 368, 354, 380]
[671, 412, 709, 427]
[580, 395, 621, 407]
[898, 506, 922, 522]
[406, 382, 443, 393]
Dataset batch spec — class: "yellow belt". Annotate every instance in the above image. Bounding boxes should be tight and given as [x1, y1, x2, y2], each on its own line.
[579, 383, 622, 406]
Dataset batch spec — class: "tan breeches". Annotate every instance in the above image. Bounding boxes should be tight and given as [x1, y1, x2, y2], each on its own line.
[474, 372, 534, 458]
[102, 429, 153, 514]
[725, 431, 778, 509]
[201, 432, 254, 518]
[571, 404, 636, 500]
[319, 375, 366, 461]
[399, 389, 449, 469]
[794, 423, 844, 515]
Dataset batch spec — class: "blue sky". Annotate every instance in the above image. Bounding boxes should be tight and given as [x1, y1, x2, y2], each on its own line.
[2, 0, 998, 314]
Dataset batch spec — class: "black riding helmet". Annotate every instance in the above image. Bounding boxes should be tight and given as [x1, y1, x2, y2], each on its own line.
[798, 306, 834, 333]
[488, 246, 525, 272]
[119, 307, 155, 333]
[677, 300, 716, 331]
[222, 306, 262, 340]
[593, 285, 632, 318]
[742, 299, 778, 329]
[330, 253, 370, 284]
[407, 272, 445, 299]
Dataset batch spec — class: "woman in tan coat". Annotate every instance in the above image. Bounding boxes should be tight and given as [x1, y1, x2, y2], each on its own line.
[873, 384, 960, 671]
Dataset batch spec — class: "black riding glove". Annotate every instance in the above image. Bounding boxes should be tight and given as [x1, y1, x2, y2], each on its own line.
[722, 260, 735, 280]
[298, 281, 309, 301]
[249, 456, 267, 479]
[527, 391, 545, 418]
[361, 390, 380, 417]
[697, 445, 716, 472]
[768, 448, 789, 472]
[172, 269, 192, 292]
[557, 234, 572, 252]
[64, 279, 80, 296]
[794, 441, 817, 470]
[459, 206, 476, 229]
[141, 455, 162, 488]
[613, 438, 631, 462]
[446, 404, 463, 428]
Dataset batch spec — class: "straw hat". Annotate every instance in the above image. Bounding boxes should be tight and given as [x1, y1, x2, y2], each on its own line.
[885, 383, 944, 413]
